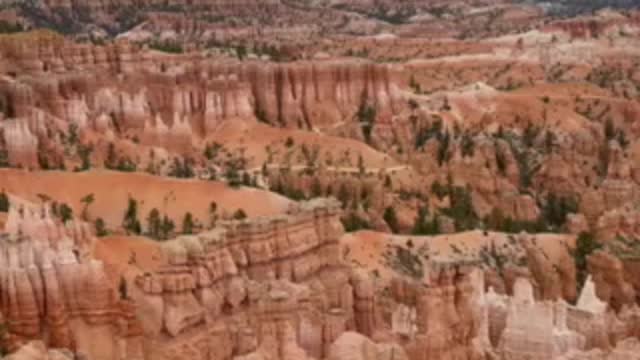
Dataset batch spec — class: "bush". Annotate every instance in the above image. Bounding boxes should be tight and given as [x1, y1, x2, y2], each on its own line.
[123, 197, 142, 235]
[182, 212, 195, 234]
[233, 209, 247, 220]
[542, 193, 578, 230]
[412, 207, 441, 235]
[341, 212, 371, 232]
[441, 185, 478, 231]
[573, 232, 601, 294]
[59, 203, 73, 223]
[383, 206, 399, 233]
[0, 191, 8, 212]
[94, 218, 108, 237]
[149, 40, 183, 54]
[357, 103, 376, 143]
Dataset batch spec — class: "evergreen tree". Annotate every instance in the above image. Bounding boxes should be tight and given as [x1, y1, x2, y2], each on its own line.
[118, 276, 128, 300]
[123, 197, 142, 235]
[182, 212, 195, 234]
[94, 217, 108, 237]
[77, 143, 93, 171]
[461, 133, 475, 158]
[147, 208, 162, 239]
[233, 209, 247, 220]
[573, 232, 601, 294]
[0, 191, 8, 212]
[357, 103, 376, 143]
[384, 175, 392, 189]
[495, 144, 507, 176]
[160, 215, 175, 240]
[604, 118, 615, 140]
[80, 193, 94, 221]
[383, 206, 399, 233]
[59, 203, 73, 223]
[412, 206, 440, 235]
[337, 183, 350, 208]
[341, 212, 371, 232]
[437, 131, 450, 166]
[208, 202, 218, 228]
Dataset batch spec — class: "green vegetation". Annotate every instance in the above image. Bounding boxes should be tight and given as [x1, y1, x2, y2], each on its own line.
[76, 143, 93, 171]
[415, 119, 443, 149]
[383, 206, 399, 233]
[0, 20, 24, 34]
[440, 185, 478, 231]
[341, 212, 371, 232]
[118, 276, 128, 300]
[105, 143, 137, 172]
[542, 192, 578, 230]
[484, 207, 545, 234]
[357, 103, 376, 144]
[572, 232, 601, 293]
[392, 246, 424, 279]
[59, 203, 73, 223]
[412, 206, 441, 235]
[80, 193, 94, 221]
[123, 197, 142, 235]
[182, 212, 195, 234]
[233, 209, 247, 220]
[149, 40, 183, 54]
[461, 133, 475, 158]
[94, 217, 108, 237]
[147, 208, 162, 239]
[0, 191, 8, 212]
[168, 157, 195, 178]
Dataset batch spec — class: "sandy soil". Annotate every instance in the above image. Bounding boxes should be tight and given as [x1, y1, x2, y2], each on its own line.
[0, 169, 292, 231]
[92, 235, 165, 284]
[341, 230, 574, 284]
[208, 121, 399, 168]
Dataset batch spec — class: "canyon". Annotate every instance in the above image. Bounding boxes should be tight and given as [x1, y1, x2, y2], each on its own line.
[1, 1, 640, 360]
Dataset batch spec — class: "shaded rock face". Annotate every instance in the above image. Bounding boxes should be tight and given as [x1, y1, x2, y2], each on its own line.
[0, 199, 143, 360]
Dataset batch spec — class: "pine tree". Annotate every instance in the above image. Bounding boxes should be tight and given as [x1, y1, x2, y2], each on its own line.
[160, 215, 175, 240]
[59, 203, 73, 223]
[80, 193, 94, 221]
[147, 208, 162, 239]
[118, 276, 128, 300]
[123, 197, 141, 235]
[337, 183, 350, 208]
[383, 206, 399, 233]
[182, 212, 195, 234]
[208, 202, 218, 228]
[94, 217, 108, 237]
[233, 209, 247, 220]
[0, 191, 8, 212]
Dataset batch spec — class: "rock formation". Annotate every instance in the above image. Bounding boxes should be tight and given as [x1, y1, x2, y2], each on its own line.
[133, 198, 363, 360]
[0, 198, 143, 360]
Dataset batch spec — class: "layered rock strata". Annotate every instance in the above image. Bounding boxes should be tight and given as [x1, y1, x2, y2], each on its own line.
[133, 198, 367, 360]
[0, 199, 143, 360]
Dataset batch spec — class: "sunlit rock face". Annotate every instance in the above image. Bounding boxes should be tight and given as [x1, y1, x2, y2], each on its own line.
[132, 198, 365, 360]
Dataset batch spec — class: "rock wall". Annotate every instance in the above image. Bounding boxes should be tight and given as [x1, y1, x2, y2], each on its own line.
[0, 34, 402, 163]
[133, 198, 367, 360]
[0, 199, 143, 360]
